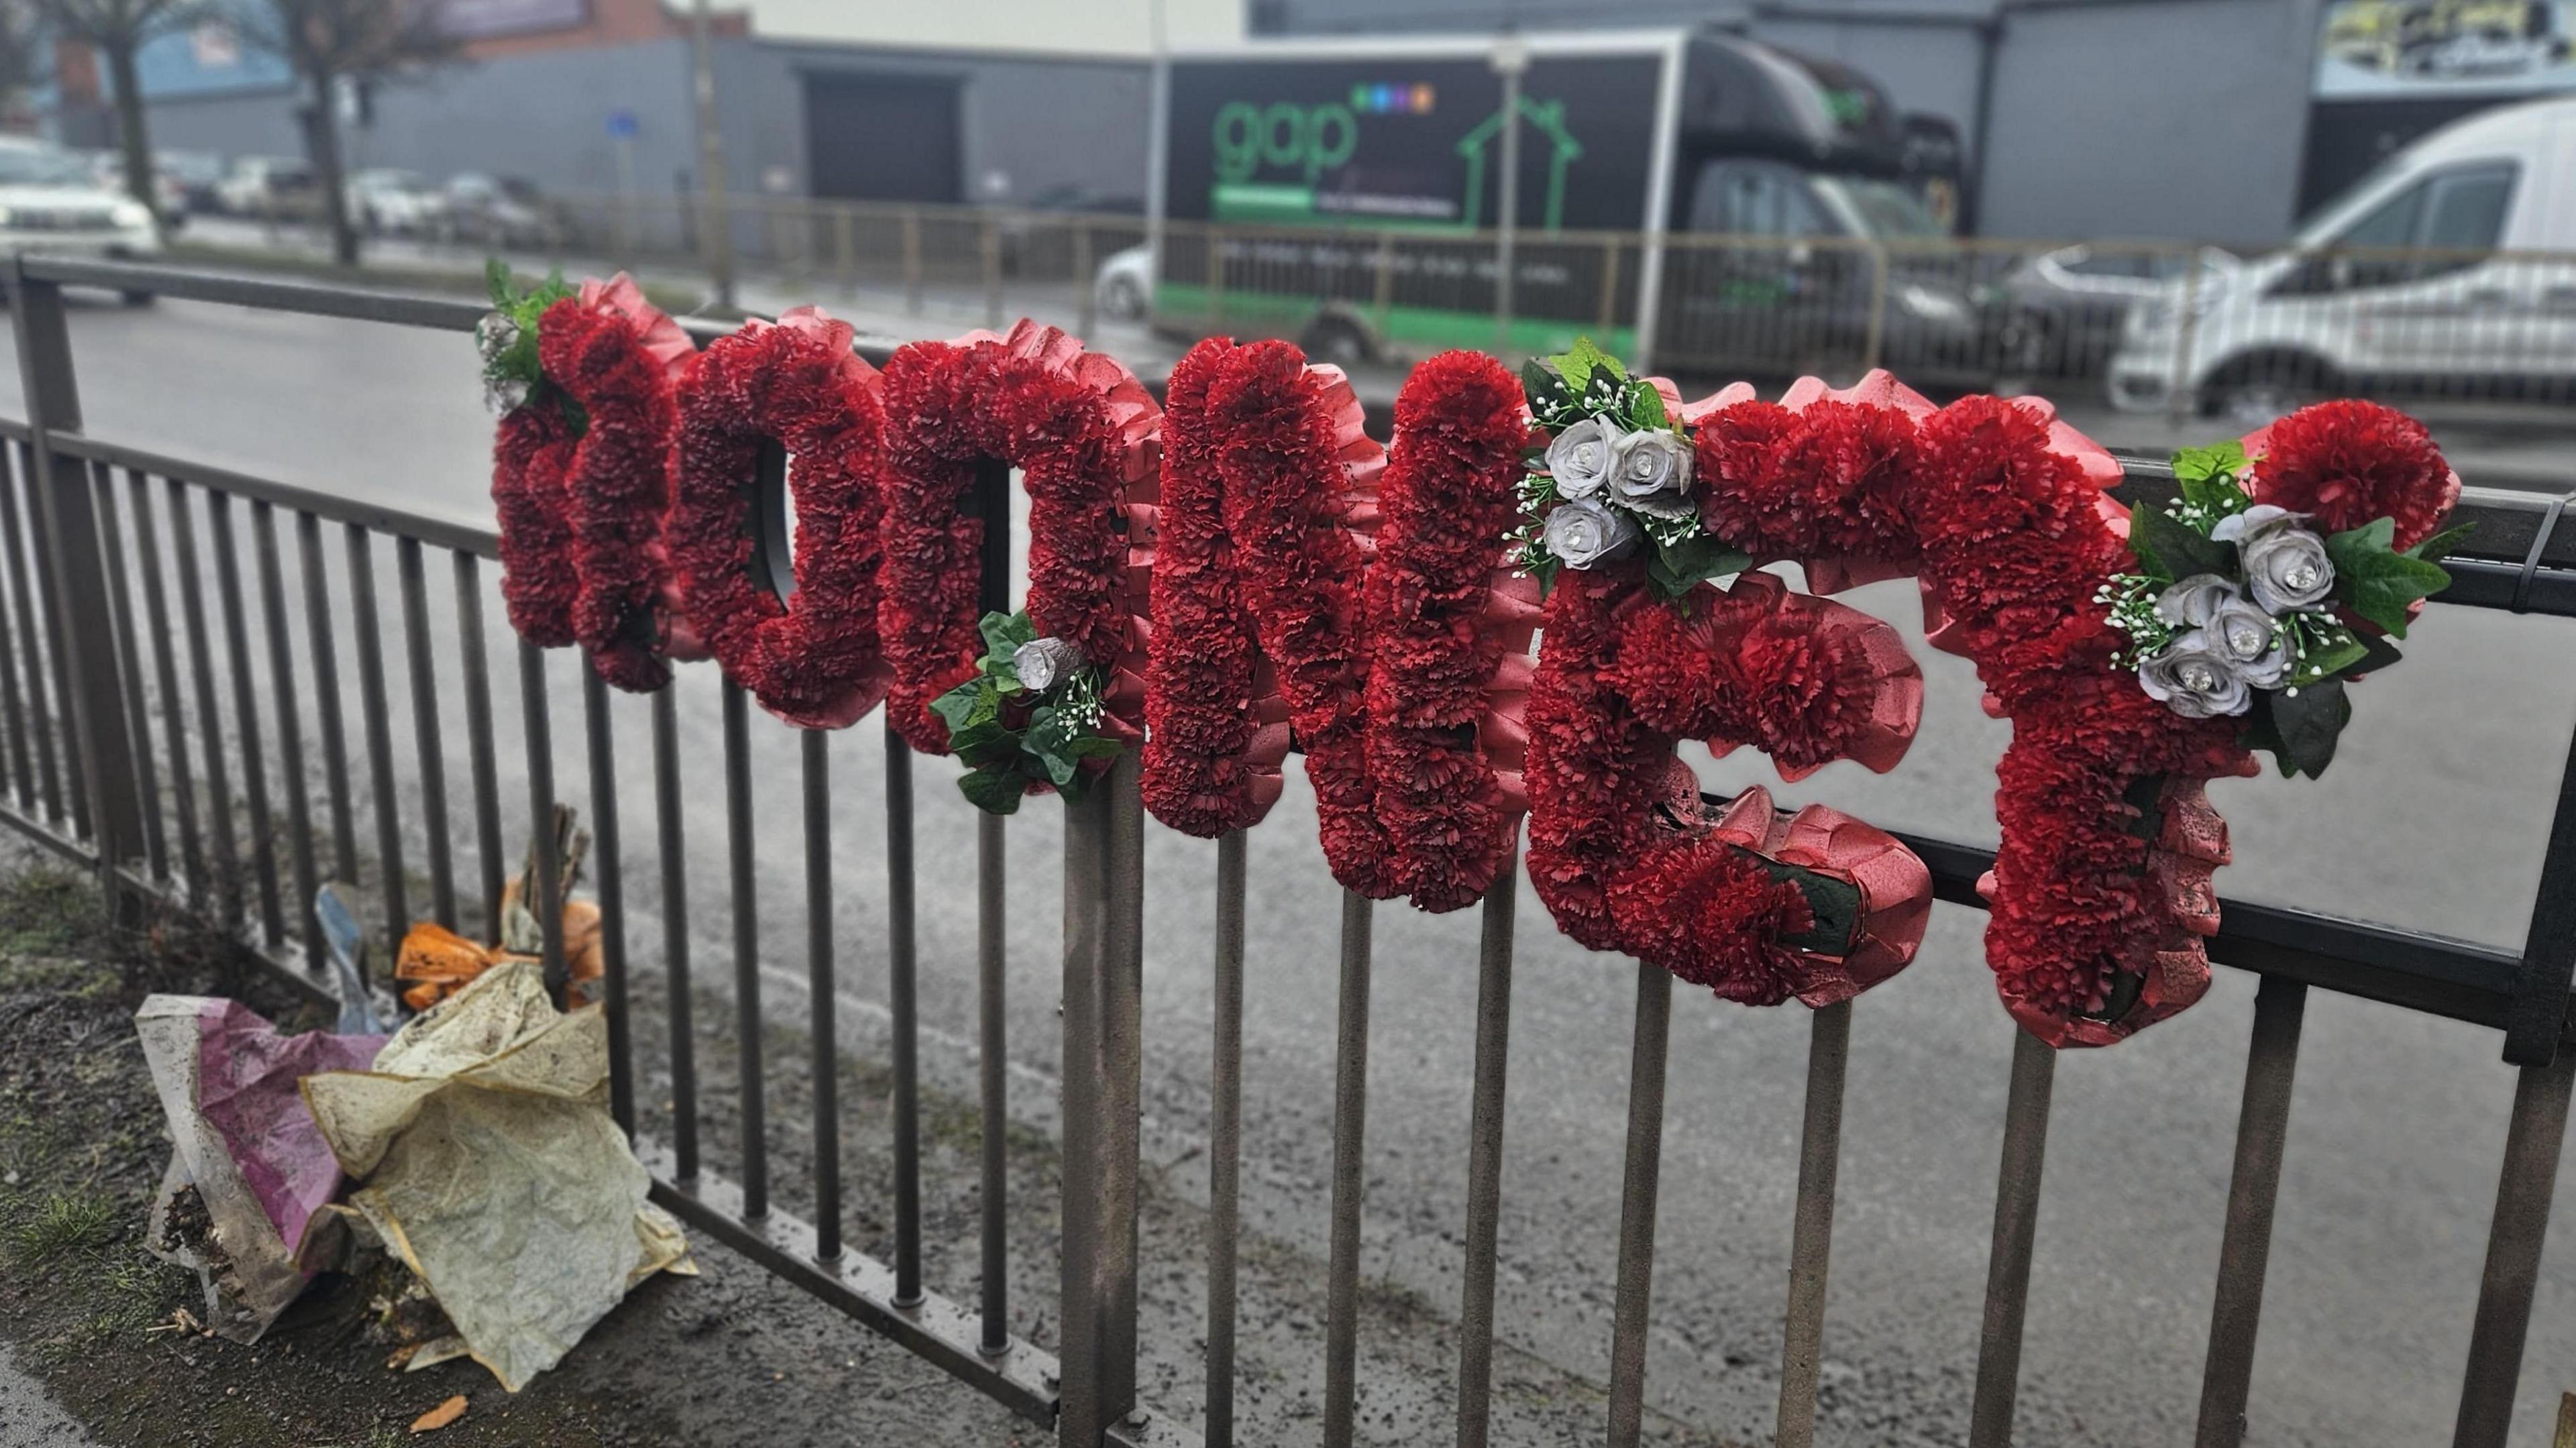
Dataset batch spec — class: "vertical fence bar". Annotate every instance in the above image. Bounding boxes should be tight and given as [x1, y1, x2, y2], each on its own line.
[1605, 964, 1674, 1448]
[721, 679, 768, 1217]
[804, 728, 842, 1260]
[1, 444, 63, 824]
[1102, 757, 1145, 1418]
[977, 801, 1008, 1349]
[583, 665, 635, 1137]
[655, 686, 700, 1180]
[16, 441, 90, 840]
[959, 459, 1008, 1319]
[1968, 1028, 2061, 1448]
[1454, 854, 1520, 1448]
[453, 553, 506, 936]
[92, 467, 164, 881]
[0, 459, 32, 813]
[1060, 753, 1111, 1448]
[398, 539, 455, 928]
[2453, 1050, 2576, 1448]
[345, 526, 407, 952]
[250, 502, 319, 962]
[301, 513, 358, 883]
[903, 209, 924, 316]
[1322, 889, 1377, 1448]
[1775, 998, 1856, 1448]
[515, 641, 567, 999]
[127, 473, 201, 899]
[1205, 829, 1246, 1447]
[209, 494, 283, 945]
[880, 716, 918, 1290]
[167, 480, 237, 925]
[2192, 976, 2310, 1448]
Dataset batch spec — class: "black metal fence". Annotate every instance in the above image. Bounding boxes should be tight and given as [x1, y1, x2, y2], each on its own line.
[1, 255, 2571, 1448]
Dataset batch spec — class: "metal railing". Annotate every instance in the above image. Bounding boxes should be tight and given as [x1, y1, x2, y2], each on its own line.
[0, 255, 2572, 1448]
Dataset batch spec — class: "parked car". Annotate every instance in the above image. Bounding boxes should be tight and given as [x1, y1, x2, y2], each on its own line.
[2110, 94, 2576, 422]
[215, 156, 321, 220]
[1980, 243, 2235, 380]
[1094, 244, 1151, 322]
[0, 140, 162, 300]
[156, 150, 227, 214]
[76, 148, 185, 225]
[346, 169, 449, 237]
[444, 172, 553, 247]
[1000, 185, 1143, 276]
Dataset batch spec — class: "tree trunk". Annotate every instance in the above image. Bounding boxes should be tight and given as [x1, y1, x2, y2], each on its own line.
[301, 62, 358, 266]
[104, 41, 158, 233]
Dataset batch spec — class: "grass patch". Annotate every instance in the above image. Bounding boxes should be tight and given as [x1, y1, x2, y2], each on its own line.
[1, 1189, 117, 1266]
[0, 865, 105, 958]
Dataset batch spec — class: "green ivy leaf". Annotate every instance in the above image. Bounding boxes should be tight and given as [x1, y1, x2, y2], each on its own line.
[2170, 440, 2245, 490]
[957, 765, 1026, 815]
[2294, 630, 2371, 681]
[1527, 554, 1561, 600]
[950, 719, 1012, 762]
[930, 679, 986, 731]
[1070, 735, 1126, 760]
[1558, 337, 1621, 392]
[979, 609, 1037, 661]
[1644, 533, 1750, 601]
[2263, 678, 2352, 780]
[2129, 502, 2232, 584]
[2404, 522, 2474, 564]
[2326, 517, 2451, 636]
[1623, 379, 1668, 432]
[2351, 629, 2405, 675]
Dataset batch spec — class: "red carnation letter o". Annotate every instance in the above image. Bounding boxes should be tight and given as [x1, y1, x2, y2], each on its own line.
[670, 307, 894, 730]
[875, 321, 1159, 785]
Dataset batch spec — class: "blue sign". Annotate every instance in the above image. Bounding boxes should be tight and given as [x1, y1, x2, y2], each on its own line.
[607, 109, 639, 140]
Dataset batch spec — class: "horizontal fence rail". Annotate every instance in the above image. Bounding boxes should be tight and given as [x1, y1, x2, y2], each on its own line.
[0, 256, 2569, 1448]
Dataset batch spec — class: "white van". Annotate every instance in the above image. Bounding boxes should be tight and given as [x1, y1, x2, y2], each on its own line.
[2108, 95, 2576, 422]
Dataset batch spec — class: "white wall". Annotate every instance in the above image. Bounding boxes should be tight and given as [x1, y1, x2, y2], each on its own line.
[743, 0, 1241, 56]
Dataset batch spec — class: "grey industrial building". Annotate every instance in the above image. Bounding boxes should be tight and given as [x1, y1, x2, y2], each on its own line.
[102, 0, 2576, 247]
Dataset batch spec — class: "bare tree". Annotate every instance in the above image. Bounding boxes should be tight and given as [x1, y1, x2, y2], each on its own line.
[30, 0, 193, 227]
[0, 1, 44, 101]
[233, 0, 449, 264]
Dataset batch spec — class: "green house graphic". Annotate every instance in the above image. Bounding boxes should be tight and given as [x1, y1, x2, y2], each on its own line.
[1457, 97, 1583, 233]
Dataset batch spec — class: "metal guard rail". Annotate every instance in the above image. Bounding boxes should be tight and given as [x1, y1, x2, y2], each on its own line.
[13, 255, 2567, 1045]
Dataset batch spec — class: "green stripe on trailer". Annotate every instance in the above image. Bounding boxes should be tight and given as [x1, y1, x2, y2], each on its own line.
[1155, 282, 1636, 359]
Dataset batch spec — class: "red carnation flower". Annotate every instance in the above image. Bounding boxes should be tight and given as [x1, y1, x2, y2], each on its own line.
[2252, 398, 2455, 547]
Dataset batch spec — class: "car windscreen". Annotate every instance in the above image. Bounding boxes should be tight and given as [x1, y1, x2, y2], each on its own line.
[0, 149, 99, 186]
[1811, 174, 1945, 239]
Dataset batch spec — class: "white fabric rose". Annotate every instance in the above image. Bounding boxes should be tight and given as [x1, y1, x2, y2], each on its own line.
[2204, 594, 2294, 688]
[2137, 630, 2253, 718]
[2155, 573, 2237, 628]
[1609, 427, 1697, 520]
[1544, 416, 1616, 500]
[478, 311, 530, 414]
[1012, 636, 1086, 693]
[1542, 498, 1644, 570]
[2214, 504, 2336, 615]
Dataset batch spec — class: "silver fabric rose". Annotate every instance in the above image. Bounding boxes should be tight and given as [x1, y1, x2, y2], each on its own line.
[1541, 498, 1644, 570]
[1608, 427, 1697, 520]
[2155, 573, 2237, 628]
[1544, 416, 1616, 500]
[2204, 594, 2294, 688]
[2213, 504, 2335, 615]
[2137, 630, 2252, 718]
[1012, 636, 1087, 693]
[484, 376, 531, 416]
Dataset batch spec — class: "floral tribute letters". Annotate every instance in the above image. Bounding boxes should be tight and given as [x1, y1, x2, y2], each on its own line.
[480, 286, 2459, 1049]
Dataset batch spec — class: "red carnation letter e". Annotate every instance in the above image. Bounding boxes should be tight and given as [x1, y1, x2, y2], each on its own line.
[1517, 348, 1933, 1011]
